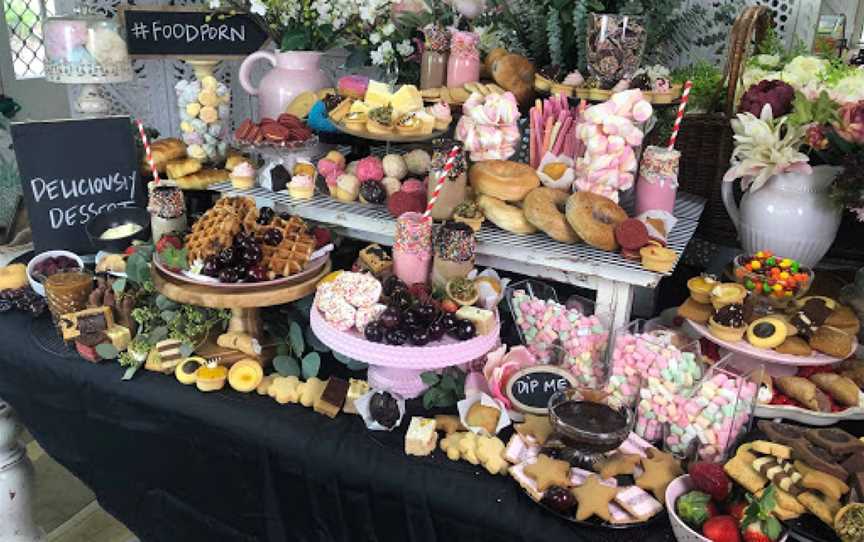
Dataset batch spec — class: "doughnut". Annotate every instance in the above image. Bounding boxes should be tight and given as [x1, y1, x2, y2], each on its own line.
[523, 187, 579, 244]
[469, 160, 539, 202]
[476, 194, 538, 235]
[565, 191, 628, 251]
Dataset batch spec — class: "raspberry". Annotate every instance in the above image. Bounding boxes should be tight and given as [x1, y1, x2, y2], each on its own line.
[688, 462, 731, 502]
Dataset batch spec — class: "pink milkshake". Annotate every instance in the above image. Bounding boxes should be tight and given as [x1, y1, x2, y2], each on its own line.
[393, 212, 432, 286]
[635, 146, 680, 215]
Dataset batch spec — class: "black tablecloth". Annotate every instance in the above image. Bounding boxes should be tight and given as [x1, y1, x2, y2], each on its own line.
[0, 307, 687, 542]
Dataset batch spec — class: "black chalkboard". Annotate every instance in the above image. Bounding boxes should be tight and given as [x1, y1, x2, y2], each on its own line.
[506, 365, 577, 414]
[11, 116, 143, 254]
[121, 7, 269, 58]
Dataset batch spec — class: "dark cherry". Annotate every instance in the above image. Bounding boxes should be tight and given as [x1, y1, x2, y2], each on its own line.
[246, 265, 268, 282]
[262, 228, 283, 246]
[379, 307, 402, 329]
[369, 391, 400, 429]
[389, 290, 413, 311]
[233, 231, 253, 247]
[440, 314, 459, 334]
[410, 328, 430, 346]
[382, 275, 407, 297]
[402, 309, 422, 328]
[542, 486, 576, 515]
[217, 247, 237, 268]
[428, 320, 445, 340]
[218, 267, 240, 283]
[201, 256, 221, 277]
[385, 328, 409, 346]
[257, 207, 275, 225]
[364, 321, 384, 343]
[415, 304, 437, 323]
[241, 243, 263, 266]
[454, 319, 476, 341]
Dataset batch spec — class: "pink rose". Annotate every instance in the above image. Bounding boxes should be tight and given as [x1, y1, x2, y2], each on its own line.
[834, 100, 864, 145]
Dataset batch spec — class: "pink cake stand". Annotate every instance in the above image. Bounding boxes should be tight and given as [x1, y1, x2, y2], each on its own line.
[686, 320, 857, 377]
[310, 306, 500, 398]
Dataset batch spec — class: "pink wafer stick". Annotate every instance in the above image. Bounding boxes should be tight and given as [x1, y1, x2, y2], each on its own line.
[424, 145, 462, 221]
[553, 117, 573, 155]
[137, 119, 159, 185]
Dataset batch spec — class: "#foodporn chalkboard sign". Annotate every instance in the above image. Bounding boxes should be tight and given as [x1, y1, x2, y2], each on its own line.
[121, 7, 269, 58]
[506, 365, 578, 414]
[11, 116, 143, 254]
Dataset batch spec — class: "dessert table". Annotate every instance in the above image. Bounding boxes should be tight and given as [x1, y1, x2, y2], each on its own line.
[212, 182, 705, 334]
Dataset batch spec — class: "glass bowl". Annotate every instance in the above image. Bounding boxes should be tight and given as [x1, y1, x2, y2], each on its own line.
[548, 387, 635, 453]
[731, 254, 813, 309]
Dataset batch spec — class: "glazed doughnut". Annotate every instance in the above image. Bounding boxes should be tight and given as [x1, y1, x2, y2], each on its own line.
[565, 191, 628, 251]
[523, 187, 580, 244]
[476, 195, 538, 235]
[469, 160, 539, 202]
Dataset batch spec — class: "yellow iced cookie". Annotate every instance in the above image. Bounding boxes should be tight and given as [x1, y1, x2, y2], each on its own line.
[186, 102, 201, 117]
[198, 89, 219, 107]
[199, 106, 218, 124]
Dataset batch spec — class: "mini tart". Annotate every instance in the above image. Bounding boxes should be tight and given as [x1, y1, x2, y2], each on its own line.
[687, 275, 718, 304]
[343, 111, 367, 130]
[395, 113, 422, 135]
[640, 246, 676, 273]
[195, 364, 228, 392]
[746, 317, 788, 349]
[227, 359, 264, 393]
[710, 283, 748, 310]
[175, 356, 205, 385]
[446, 278, 480, 307]
[708, 316, 746, 342]
[366, 117, 393, 135]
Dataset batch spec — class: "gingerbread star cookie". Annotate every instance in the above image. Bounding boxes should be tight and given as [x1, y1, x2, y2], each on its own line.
[515, 414, 553, 445]
[572, 475, 619, 521]
[636, 448, 683, 501]
[596, 453, 642, 480]
[524, 454, 571, 492]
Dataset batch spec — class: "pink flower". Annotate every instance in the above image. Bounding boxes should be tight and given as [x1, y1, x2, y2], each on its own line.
[482, 345, 537, 408]
[834, 100, 864, 145]
[805, 124, 829, 150]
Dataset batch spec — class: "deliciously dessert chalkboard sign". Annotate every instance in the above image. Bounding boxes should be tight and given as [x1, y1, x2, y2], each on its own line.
[121, 7, 269, 58]
[11, 116, 143, 254]
[506, 365, 578, 414]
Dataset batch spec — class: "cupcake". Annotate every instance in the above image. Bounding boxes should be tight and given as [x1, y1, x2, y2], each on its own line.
[710, 283, 748, 310]
[230, 161, 256, 189]
[293, 160, 316, 178]
[288, 175, 315, 199]
[427, 102, 452, 131]
[335, 173, 360, 202]
[687, 275, 718, 304]
[708, 303, 747, 342]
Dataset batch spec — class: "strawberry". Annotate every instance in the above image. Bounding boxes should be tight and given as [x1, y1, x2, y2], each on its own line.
[155, 235, 182, 253]
[741, 486, 783, 542]
[124, 246, 138, 256]
[727, 501, 748, 522]
[441, 299, 459, 313]
[312, 227, 332, 249]
[702, 515, 741, 542]
[689, 462, 732, 502]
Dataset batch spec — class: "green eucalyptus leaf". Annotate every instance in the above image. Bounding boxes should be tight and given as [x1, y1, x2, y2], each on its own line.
[304, 326, 330, 353]
[292, 294, 314, 314]
[160, 310, 176, 322]
[149, 326, 168, 343]
[332, 351, 366, 370]
[276, 343, 289, 356]
[95, 343, 119, 359]
[289, 321, 304, 357]
[300, 352, 321, 380]
[420, 372, 440, 386]
[179, 342, 195, 357]
[155, 295, 178, 311]
[273, 355, 300, 377]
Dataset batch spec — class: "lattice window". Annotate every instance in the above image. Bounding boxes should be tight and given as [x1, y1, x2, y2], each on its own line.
[3, 0, 54, 78]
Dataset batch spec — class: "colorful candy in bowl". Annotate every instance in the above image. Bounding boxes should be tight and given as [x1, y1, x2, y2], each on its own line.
[732, 250, 812, 308]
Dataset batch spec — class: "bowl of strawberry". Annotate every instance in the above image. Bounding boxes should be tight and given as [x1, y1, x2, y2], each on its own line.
[667, 463, 787, 542]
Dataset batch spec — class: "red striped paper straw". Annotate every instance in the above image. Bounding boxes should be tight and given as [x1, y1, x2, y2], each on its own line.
[136, 119, 160, 185]
[667, 80, 693, 151]
[423, 145, 462, 221]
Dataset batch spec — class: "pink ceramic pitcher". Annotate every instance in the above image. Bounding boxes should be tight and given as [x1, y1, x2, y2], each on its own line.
[239, 51, 330, 120]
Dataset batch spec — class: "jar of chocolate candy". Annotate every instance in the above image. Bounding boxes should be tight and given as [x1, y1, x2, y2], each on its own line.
[147, 183, 186, 242]
[431, 220, 476, 288]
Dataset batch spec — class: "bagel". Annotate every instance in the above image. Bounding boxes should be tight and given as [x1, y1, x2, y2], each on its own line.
[523, 187, 580, 244]
[565, 191, 628, 251]
[469, 160, 539, 202]
[476, 195, 538, 235]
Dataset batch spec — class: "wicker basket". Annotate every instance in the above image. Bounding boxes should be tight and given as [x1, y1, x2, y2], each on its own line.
[676, 6, 772, 247]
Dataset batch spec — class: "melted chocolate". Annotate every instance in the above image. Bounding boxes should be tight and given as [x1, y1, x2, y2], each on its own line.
[553, 401, 627, 434]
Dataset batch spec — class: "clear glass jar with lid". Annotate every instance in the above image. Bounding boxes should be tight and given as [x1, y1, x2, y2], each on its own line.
[43, 11, 133, 83]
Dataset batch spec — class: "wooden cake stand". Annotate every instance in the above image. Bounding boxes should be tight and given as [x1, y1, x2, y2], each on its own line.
[152, 260, 331, 362]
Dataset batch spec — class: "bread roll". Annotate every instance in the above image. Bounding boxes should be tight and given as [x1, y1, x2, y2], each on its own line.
[166, 158, 202, 180]
[176, 169, 230, 190]
[148, 138, 187, 173]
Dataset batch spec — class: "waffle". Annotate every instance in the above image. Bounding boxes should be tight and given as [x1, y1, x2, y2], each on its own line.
[185, 197, 256, 264]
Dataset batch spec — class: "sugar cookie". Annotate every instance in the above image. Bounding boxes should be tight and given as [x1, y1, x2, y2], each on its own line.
[572, 475, 618, 521]
[515, 414, 553, 445]
[524, 454, 571, 492]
